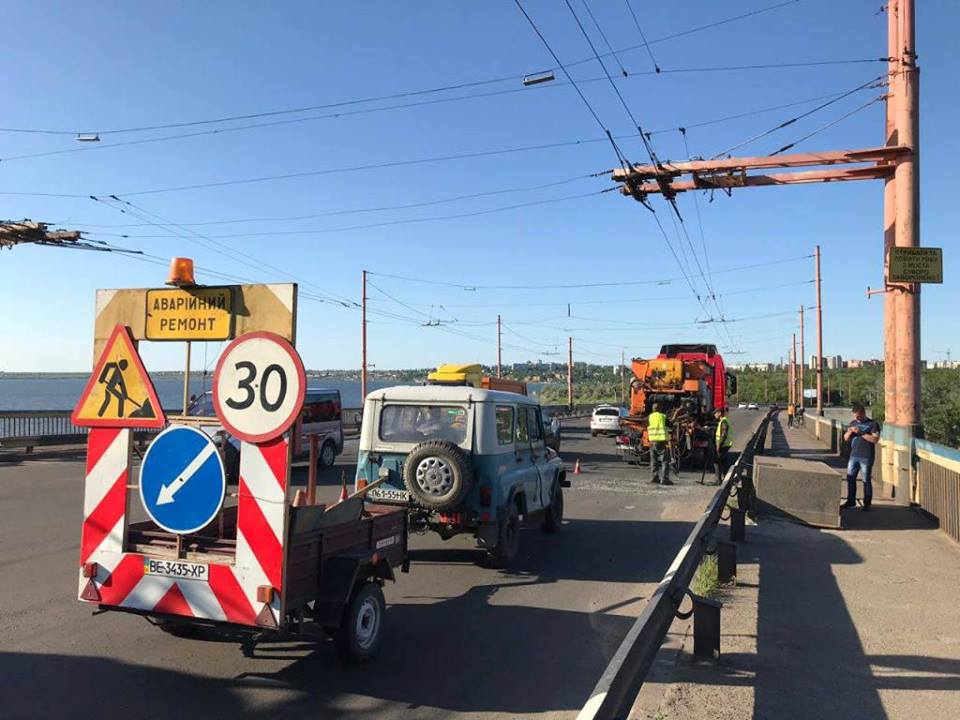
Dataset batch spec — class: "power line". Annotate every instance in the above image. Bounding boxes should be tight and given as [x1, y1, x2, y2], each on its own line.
[115, 137, 611, 197]
[368, 254, 813, 290]
[579, 0, 630, 76]
[93, 188, 615, 239]
[768, 94, 887, 155]
[512, 0, 628, 167]
[0, 0, 804, 139]
[710, 75, 885, 158]
[623, 0, 661, 73]
[72, 172, 599, 228]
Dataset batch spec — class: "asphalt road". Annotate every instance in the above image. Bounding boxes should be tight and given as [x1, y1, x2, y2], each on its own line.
[0, 410, 759, 719]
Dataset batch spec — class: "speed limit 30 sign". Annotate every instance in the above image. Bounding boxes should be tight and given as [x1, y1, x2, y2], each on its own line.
[212, 331, 306, 443]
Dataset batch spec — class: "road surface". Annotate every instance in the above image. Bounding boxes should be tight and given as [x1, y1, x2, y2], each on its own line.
[0, 410, 759, 719]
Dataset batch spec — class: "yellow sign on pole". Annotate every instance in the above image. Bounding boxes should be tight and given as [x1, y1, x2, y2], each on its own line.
[145, 287, 234, 340]
[888, 247, 943, 284]
[72, 325, 166, 428]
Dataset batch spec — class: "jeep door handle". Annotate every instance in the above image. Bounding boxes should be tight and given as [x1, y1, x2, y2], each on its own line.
[516, 456, 524, 463]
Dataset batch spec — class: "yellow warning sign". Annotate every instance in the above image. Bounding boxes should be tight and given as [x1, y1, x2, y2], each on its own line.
[888, 247, 943, 284]
[72, 324, 166, 428]
[145, 287, 234, 341]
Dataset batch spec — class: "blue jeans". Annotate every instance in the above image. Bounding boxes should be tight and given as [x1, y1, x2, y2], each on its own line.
[846, 457, 874, 506]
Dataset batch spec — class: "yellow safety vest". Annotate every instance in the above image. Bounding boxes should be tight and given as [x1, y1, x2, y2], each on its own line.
[648, 412, 668, 442]
[716, 416, 732, 448]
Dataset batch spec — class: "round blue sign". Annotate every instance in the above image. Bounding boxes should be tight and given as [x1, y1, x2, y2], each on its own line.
[139, 425, 226, 535]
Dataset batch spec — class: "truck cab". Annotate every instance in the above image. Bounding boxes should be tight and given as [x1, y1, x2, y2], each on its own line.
[355, 385, 568, 567]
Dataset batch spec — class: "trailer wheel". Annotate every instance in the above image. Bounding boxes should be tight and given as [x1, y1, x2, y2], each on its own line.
[487, 503, 520, 568]
[334, 581, 385, 663]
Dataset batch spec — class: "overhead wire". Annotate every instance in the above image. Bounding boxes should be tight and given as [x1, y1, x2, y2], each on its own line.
[623, 0, 661, 73]
[768, 94, 887, 155]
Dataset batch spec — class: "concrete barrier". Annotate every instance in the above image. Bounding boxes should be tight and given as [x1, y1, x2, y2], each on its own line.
[753, 456, 842, 528]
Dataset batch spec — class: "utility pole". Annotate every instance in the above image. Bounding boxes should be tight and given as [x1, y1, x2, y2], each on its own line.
[792, 334, 798, 408]
[787, 343, 794, 407]
[567, 337, 574, 411]
[620, 349, 626, 407]
[815, 245, 824, 416]
[496, 314, 502, 378]
[609, 0, 920, 503]
[764, 376, 769, 403]
[361, 270, 368, 404]
[799, 305, 805, 408]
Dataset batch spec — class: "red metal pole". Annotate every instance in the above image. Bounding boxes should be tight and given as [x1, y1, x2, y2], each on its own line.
[799, 306, 805, 408]
[361, 270, 368, 404]
[497, 314, 502, 378]
[307, 434, 318, 505]
[792, 334, 797, 408]
[894, 0, 920, 431]
[815, 246, 824, 416]
[567, 337, 573, 411]
[884, 2, 900, 426]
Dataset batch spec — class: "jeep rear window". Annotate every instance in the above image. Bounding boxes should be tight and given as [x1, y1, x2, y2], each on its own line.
[495, 406, 514, 445]
[595, 408, 620, 416]
[379, 405, 468, 445]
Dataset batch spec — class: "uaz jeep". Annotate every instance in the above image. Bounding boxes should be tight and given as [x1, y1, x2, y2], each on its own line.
[355, 385, 568, 566]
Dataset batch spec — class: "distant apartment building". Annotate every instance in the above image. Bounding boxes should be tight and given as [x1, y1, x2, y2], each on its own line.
[932, 360, 960, 369]
[728, 362, 775, 372]
[845, 359, 883, 368]
[825, 355, 843, 370]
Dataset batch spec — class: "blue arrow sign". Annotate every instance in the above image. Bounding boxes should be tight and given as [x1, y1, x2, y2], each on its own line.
[139, 425, 226, 535]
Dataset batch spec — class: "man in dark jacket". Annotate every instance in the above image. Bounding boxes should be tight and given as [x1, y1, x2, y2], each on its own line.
[841, 404, 881, 511]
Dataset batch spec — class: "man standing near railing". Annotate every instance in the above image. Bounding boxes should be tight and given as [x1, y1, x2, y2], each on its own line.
[714, 408, 733, 484]
[841, 404, 881, 512]
[648, 403, 673, 486]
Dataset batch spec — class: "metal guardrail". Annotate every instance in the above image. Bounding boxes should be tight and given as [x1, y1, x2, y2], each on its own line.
[0, 408, 366, 451]
[576, 410, 773, 720]
[915, 439, 960, 544]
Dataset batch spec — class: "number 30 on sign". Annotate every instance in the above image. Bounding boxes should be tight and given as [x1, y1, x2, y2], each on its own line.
[212, 331, 306, 443]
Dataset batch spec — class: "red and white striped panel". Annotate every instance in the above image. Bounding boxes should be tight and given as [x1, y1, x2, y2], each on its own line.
[78, 433, 289, 628]
[235, 436, 289, 623]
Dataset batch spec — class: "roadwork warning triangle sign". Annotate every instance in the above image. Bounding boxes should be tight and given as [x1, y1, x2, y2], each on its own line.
[72, 324, 166, 428]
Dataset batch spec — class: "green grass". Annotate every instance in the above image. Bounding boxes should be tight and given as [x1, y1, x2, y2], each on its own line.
[691, 554, 719, 598]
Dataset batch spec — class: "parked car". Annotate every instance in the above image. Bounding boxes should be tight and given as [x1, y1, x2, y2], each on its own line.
[187, 387, 344, 481]
[748, 402, 759, 410]
[738, 402, 748, 409]
[355, 385, 568, 567]
[590, 405, 623, 436]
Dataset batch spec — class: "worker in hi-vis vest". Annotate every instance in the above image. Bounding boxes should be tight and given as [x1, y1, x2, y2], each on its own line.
[714, 407, 733, 485]
[647, 402, 673, 486]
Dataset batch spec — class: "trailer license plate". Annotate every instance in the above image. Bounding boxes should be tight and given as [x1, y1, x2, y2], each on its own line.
[368, 487, 409, 503]
[144, 558, 209, 582]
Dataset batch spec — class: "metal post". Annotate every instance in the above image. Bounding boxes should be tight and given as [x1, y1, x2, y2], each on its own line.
[889, 0, 920, 504]
[361, 270, 368, 403]
[799, 306, 805, 408]
[497, 314, 502, 378]
[567, 337, 574, 411]
[620, 349, 626, 407]
[182, 341, 191, 415]
[307, 434, 318, 504]
[815, 245, 824, 416]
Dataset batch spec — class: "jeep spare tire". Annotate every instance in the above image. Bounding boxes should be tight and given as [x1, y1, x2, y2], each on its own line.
[402, 440, 474, 511]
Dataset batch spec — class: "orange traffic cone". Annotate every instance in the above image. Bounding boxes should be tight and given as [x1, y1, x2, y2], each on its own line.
[338, 471, 349, 502]
[573, 458, 582, 475]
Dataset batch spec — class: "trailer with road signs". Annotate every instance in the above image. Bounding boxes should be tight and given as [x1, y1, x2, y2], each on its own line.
[75, 266, 409, 662]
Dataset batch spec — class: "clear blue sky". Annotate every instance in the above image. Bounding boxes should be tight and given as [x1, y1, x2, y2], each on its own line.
[1, 0, 955, 372]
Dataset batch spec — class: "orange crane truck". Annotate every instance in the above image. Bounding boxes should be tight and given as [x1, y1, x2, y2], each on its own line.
[615, 344, 736, 471]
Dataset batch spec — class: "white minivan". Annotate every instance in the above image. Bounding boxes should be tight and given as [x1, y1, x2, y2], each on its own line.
[590, 405, 623, 436]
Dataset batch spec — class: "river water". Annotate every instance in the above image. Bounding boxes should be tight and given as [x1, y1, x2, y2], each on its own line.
[0, 376, 548, 411]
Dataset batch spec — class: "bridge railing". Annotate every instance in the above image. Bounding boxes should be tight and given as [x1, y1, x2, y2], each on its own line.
[0, 408, 365, 452]
[576, 409, 774, 720]
[914, 439, 960, 544]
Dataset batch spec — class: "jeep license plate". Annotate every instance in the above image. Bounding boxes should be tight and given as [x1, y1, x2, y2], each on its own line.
[368, 487, 409, 503]
[144, 558, 209, 582]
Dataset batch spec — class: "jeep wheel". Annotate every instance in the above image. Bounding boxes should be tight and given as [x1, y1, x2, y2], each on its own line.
[542, 483, 563, 533]
[487, 503, 520, 568]
[402, 440, 474, 511]
[318, 440, 336, 470]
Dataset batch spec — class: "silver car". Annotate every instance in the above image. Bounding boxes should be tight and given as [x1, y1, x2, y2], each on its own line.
[590, 405, 623, 436]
